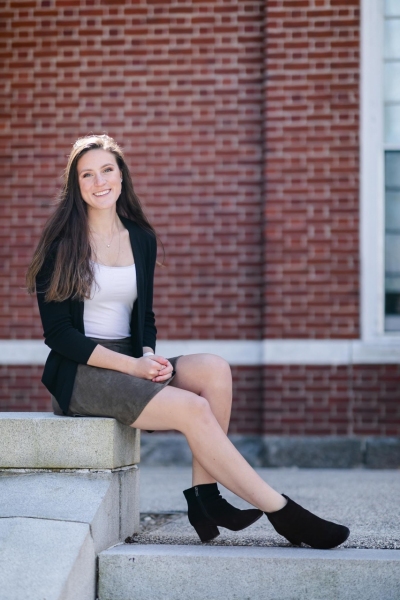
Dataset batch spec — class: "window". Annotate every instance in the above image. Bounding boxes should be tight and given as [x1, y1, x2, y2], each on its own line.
[384, 1, 400, 331]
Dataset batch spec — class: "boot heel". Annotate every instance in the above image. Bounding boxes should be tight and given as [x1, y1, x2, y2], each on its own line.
[192, 520, 220, 542]
[285, 536, 302, 546]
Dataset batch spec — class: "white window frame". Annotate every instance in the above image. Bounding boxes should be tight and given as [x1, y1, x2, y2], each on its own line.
[360, 0, 400, 343]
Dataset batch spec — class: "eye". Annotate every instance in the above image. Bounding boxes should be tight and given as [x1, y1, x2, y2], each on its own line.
[104, 167, 113, 173]
[82, 172, 92, 178]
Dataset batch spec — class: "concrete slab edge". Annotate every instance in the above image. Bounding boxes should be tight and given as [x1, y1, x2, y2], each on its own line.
[98, 544, 400, 600]
[100, 543, 400, 561]
[0, 464, 139, 474]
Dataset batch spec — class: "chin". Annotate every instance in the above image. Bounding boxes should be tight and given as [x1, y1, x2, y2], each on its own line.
[93, 197, 118, 209]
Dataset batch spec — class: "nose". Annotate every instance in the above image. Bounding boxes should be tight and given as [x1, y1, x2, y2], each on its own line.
[94, 171, 106, 186]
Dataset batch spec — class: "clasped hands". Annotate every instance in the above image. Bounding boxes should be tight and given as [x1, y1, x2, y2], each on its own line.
[132, 354, 173, 383]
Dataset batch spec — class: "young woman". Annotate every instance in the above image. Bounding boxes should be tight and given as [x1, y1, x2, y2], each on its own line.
[26, 134, 350, 549]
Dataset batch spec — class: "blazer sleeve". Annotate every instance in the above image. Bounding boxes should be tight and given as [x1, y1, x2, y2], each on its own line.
[36, 248, 98, 364]
[142, 231, 157, 351]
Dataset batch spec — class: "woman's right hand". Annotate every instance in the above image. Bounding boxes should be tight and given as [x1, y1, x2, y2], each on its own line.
[87, 344, 173, 381]
[127, 355, 172, 382]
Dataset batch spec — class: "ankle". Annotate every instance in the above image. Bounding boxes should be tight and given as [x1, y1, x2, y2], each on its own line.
[263, 493, 287, 514]
[192, 479, 217, 487]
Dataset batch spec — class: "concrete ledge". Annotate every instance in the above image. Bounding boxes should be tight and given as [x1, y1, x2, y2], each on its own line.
[4, 338, 400, 365]
[263, 436, 364, 468]
[98, 545, 400, 600]
[0, 413, 140, 469]
[140, 433, 400, 468]
[365, 438, 400, 468]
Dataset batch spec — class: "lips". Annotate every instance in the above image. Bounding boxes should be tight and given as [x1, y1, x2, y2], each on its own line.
[93, 189, 111, 197]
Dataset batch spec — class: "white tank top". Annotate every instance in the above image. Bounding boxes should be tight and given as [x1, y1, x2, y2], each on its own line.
[83, 261, 138, 339]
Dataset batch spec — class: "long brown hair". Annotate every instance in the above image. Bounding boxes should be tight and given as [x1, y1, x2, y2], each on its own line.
[26, 134, 157, 302]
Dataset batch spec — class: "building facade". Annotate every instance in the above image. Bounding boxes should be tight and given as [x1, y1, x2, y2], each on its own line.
[1, 0, 399, 437]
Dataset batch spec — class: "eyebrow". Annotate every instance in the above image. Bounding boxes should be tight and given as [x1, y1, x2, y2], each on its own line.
[79, 163, 115, 174]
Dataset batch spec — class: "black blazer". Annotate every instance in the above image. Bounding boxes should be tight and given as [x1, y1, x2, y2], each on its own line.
[36, 216, 157, 414]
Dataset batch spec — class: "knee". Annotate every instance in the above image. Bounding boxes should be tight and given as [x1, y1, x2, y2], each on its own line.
[202, 354, 231, 379]
[184, 393, 213, 423]
[203, 354, 232, 391]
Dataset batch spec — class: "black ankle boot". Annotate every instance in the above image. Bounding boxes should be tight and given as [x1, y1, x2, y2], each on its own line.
[266, 494, 350, 549]
[183, 483, 263, 542]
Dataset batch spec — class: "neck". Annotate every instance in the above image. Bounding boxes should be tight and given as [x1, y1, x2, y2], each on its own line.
[87, 207, 122, 236]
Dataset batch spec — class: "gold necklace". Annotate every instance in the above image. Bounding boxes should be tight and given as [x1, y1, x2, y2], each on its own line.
[89, 222, 117, 248]
[91, 231, 121, 267]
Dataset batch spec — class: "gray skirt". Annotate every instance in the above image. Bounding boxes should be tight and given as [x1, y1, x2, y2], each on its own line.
[51, 337, 182, 428]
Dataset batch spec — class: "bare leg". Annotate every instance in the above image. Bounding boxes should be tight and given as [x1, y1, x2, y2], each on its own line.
[131, 385, 286, 513]
[169, 353, 233, 487]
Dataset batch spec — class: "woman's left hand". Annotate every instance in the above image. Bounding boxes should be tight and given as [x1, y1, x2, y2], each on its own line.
[149, 356, 174, 383]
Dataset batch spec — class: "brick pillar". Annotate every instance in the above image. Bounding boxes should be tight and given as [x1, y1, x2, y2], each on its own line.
[261, 1, 361, 435]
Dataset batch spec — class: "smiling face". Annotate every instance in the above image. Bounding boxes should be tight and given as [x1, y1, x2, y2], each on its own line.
[77, 148, 123, 212]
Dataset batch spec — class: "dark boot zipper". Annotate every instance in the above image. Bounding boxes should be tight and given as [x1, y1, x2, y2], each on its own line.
[194, 486, 216, 524]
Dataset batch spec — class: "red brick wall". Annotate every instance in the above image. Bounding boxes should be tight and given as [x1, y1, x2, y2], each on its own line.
[0, 365, 266, 433]
[1, 0, 264, 342]
[262, 365, 400, 437]
[230, 366, 264, 434]
[0, 366, 47, 412]
[2, 0, 398, 437]
[263, 0, 360, 339]
[1, 363, 399, 438]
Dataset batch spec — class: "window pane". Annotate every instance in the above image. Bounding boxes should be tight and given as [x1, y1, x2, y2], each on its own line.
[385, 151, 400, 188]
[386, 278, 400, 292]
[385, 151, 400, 186]
[385, 192, 400, 229]
[385, 233, 400, 275]
[385, 315, 400, 331]
[385, 152, 400, 329]
[385, 0, 400, 16]
[384, 19, 400, 58]
[384, 105, 400, 143]
[385, 233, 400, 274]
[384, 62, 400, 101]
[384, 12, 400, 331]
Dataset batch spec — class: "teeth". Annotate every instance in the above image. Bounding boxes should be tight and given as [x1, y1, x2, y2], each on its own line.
[94, 189, 111, 197]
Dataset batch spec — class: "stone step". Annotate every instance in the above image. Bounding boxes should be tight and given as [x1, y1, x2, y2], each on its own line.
[98, 544, 400, 600]
[0, 467, 139, 554]
[0, 517, 96, 600]
[0, 412, 141, 600]
[0, 412, 140, 469]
